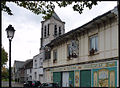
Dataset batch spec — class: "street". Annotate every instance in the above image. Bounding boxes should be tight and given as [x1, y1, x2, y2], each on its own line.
[2, 81, 24, 87]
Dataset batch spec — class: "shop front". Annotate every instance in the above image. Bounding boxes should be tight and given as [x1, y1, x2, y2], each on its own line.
[46, 60, 118, 87]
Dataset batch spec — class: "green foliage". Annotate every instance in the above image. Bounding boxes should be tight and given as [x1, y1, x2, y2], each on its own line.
[2, 66, 9, 79]
[1, 47, 8, 67]
[1, 1, 99, 20]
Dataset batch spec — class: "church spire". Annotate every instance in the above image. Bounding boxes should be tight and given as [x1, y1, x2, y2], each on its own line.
[51, 12, 62, 22]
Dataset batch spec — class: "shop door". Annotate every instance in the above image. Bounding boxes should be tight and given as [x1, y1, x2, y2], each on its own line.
[62, 72, 69, 87]
[80, 70, 91, 87]
[53, 72, 62, 87]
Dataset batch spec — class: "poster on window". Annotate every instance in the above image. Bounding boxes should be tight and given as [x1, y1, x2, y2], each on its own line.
[75, 70, 80, 87]
[98, 69, 108, 87]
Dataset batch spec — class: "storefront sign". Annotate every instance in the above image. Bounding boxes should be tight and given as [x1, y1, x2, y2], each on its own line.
[51, 60, 117, 72]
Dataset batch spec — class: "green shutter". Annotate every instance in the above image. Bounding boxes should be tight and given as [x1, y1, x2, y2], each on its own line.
[80, 70, 91, 87]
[69, 71, 74, 87]
[53, 72, 62, 87]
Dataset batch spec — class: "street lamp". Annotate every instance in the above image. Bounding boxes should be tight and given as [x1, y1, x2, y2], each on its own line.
[6, 25, 15, 87]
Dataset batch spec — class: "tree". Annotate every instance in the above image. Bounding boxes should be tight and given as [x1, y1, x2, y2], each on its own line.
[2, 66, 9, 79]
[1, 1, 99, 20]
[1, 47, 8, 67]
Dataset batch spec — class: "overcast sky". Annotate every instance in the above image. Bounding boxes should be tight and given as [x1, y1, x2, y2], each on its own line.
[2, 1, 117, 67]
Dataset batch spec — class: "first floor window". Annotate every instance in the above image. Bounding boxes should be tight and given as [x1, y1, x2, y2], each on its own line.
[53, 49, 57, 63]
[89, 34, 98, 52]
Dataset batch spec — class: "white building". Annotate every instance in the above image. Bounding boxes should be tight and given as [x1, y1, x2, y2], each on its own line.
[32, 53, 44, 83]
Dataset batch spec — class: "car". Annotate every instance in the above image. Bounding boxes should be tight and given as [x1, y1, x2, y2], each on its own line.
[38, 83, 59, 88]
[32, 81, 41, 87]
[24, 81, 32, 87]
[24, 81, 41, 87]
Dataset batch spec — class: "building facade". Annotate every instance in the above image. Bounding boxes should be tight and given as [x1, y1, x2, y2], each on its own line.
[12, 60, 25, 82]
[13, 59, 33, 83]
[32, 54, 44, 83]
[43, 6, 118, 87]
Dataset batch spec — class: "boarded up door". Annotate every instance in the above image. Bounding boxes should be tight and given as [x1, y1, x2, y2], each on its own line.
[53, 72, 62, 87]
[80, 70, 91, 87]
[62, 72, 69, 87]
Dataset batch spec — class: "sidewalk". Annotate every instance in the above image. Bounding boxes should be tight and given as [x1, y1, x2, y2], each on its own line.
[2, 81, 24, 87]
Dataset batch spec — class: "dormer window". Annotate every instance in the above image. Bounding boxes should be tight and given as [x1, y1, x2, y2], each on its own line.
[59, 26, 61, 35]
[54, 25, 57, 36]
[44, 26, 46, 38]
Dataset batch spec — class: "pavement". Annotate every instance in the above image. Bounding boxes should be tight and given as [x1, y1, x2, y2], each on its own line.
[2, 81, 24, 87]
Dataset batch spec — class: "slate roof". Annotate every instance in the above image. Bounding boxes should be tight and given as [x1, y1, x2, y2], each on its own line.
[51, 12, 62, 22]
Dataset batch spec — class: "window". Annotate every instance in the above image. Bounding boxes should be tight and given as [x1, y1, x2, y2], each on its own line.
[48, 24, 49, 36]
[67, 44, 71, 58]
[39, 58, 42, 64]
[53, 49, 57, 63]
[35, 63, 37, 68]
[34, 59, 37, 68]
[59, 26, 61, 35]
[44, 26, 46, 37]
[89, 34, 98, 54]
[45, 48, 51, 59]
[54, 25, 57, 36]
[30, 68, 32, 73]
[34, 72, 37, 79]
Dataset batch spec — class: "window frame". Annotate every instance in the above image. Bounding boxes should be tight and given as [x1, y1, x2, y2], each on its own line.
[89, 33, 99, 55]
[53, 49, 57, 63]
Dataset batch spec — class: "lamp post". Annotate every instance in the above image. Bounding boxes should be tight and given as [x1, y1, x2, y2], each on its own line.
[6, 25, 15, 87]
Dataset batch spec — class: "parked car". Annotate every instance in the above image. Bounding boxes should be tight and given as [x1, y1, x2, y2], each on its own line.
[24, 81, 41, 87]
[38, 83, 59, 88]
[32, 81, 41, 87]
[24, 81, 32, 87]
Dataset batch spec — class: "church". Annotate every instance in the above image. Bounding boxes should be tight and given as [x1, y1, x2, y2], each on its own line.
[39, 6, 118, 87]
